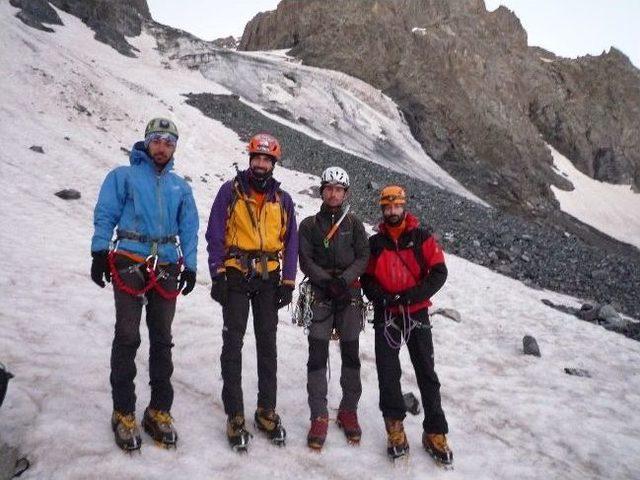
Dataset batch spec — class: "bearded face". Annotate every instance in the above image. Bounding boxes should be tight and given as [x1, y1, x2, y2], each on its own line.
[382, 203, 405, 226]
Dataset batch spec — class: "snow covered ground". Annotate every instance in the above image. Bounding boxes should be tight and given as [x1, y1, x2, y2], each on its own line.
[1, 4, 640, 479]
[548, 145, 640, 250]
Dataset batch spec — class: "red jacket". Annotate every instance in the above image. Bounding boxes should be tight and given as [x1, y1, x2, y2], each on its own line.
[363, 213, 446, 314]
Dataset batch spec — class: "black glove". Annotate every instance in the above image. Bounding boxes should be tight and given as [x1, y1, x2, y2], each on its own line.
[323, 277, 349, 299]
[276, 284, 294, 310]
[91, 250, 111, 288]
[324, 277, 352, 311]
[381, 292, 402, 308]
[178, 269, 196, 296]
[397, 288, 420, 305]
[361, 275, 393, 308]
[210, 274, 228, 306]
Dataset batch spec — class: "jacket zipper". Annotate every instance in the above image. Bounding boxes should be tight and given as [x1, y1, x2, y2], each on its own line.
[255, 196, 264, 251]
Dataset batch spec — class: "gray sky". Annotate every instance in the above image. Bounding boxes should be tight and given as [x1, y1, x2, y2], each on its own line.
[147, 0, 280, 40]
[147, 0, 638, 68]
[485, 0, 639, 67]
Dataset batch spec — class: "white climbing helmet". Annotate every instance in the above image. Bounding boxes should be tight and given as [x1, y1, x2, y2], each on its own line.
[321, 166, 350, 189]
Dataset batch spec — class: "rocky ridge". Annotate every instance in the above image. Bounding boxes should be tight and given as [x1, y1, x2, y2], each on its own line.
[239, 0, 640, 214]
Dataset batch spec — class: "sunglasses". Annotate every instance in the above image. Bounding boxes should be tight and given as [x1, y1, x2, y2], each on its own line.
[148, 133, 177, 147]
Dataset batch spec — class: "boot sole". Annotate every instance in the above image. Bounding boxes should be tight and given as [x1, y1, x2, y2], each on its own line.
[424, 445, 454, 468]
[231, 444, 249, 454]
[112, 420, 142, 453]
[254, 422, 286, 446]
[336, 419, 361, 445]
[116, 440, 142, 453]
[152, 439, 177, 450]
[387, 445, 410, 461]
[228, 431, 251, 453]
[388, 450, 409, 464]
[307, 439, 325, 451]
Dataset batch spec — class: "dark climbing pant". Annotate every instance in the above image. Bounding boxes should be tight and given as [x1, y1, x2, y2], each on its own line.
[374, 308, 448, 433]
[111, 256, 178, 414]
[307, 301, 362, 419]
[220, 269, 280, 416]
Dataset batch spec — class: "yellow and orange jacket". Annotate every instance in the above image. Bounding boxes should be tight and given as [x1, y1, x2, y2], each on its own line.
[205, 170, 298, 284]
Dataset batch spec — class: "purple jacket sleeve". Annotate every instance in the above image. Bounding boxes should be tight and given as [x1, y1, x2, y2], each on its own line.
[280, 191, 298, 284]
[205, 180, 233, 279]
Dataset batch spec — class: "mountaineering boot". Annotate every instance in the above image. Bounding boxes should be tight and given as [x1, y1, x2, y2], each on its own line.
[254, 407, 286, 446]
[112, 411, 142, 452]
[423, 432, 453, 466]
[142, 408, 178, 448]
[307, 415, 329, 451]
[227, 414, 251, 453]
[384, 418, 409, 460]
[336, 409, 362, 445]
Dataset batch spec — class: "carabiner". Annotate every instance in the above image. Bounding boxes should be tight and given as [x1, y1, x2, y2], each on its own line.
[145, 254, 159, 272]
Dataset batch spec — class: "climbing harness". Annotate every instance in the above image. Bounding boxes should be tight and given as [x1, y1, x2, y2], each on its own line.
[108, 238, 184, 301]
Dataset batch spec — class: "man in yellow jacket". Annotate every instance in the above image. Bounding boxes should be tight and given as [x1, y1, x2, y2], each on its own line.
[205, 133, 298, 452]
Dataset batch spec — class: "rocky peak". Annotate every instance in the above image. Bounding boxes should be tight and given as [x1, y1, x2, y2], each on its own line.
[211, 36, 239, 50]
[240, 0, 640, 214]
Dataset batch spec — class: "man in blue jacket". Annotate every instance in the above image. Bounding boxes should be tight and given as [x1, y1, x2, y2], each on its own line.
[91, 118, 198, 452]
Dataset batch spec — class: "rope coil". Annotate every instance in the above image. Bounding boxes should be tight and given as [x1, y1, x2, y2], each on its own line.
[383, 305, 423, 349]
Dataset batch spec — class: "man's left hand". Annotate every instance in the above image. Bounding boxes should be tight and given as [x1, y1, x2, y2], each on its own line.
[276, 284, 294, 309]
[178, 269, 196, 295]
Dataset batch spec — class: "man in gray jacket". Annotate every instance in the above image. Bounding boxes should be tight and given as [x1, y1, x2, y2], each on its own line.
[298, 167, 369, 451]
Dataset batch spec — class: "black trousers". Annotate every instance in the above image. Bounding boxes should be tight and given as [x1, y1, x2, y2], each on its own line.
[374, 308, 448, 434]
[111, 257, 178, 414]
[220, 269, 280, 416]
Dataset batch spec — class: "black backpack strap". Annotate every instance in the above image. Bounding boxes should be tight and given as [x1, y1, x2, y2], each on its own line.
[411, 227, 430, 280]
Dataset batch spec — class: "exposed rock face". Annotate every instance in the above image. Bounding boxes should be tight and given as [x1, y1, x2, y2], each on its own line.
[239, 0, 640, 214]
[51, 0, 150, 56]
[528, 47, 640, 187]
[10, 0, 151, 56]
[9, 0, 63, 32]
[147, 21, 218, 61]
[211, 36, 239, 50]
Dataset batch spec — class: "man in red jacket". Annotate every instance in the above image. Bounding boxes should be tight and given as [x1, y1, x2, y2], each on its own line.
[361, 185, 452, 465]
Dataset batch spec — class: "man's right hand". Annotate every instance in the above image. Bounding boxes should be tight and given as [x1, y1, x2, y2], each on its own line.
[91, 250, 111, 288]
[381, 292, 401, 308]
[324, 277, 349, 299]
[210, 274, 228, 306]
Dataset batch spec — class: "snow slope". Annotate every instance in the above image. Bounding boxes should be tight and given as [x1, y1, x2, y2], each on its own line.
[1, 4, 640, 479]
[175, 43, 486, 205]
[549, 144, 640, 249]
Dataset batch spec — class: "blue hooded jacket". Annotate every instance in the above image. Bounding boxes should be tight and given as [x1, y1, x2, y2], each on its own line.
[91, 142, 199, 271]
